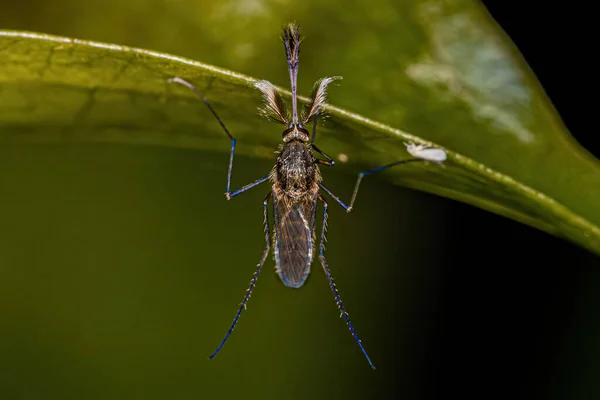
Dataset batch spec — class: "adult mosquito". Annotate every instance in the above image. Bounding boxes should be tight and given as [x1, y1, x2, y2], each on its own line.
[169, 22, 445, 370]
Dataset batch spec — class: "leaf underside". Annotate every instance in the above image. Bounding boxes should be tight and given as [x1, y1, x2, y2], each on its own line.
[0, 30, 599, 256]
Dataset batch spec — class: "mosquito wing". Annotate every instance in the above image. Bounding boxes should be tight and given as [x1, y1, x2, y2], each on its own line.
[273, 194, 318, 288]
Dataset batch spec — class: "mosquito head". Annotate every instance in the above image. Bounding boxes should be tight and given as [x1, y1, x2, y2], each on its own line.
[282, 124, 310, 143]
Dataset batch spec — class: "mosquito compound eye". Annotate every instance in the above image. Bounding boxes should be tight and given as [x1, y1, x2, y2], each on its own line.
[297, 127, 310, 142]
[282, 127, 294, 141]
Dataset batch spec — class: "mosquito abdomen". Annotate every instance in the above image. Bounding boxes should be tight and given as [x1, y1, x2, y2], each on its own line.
[272, 193, 318, 288]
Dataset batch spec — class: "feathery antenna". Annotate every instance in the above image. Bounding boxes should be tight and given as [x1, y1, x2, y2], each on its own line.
[302, 76, 342, 124]
[254, 80, 290, 124]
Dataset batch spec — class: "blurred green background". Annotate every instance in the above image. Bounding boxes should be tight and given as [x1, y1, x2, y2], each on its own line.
[1, 1, 599, 399]
[0, 143, 449, 398]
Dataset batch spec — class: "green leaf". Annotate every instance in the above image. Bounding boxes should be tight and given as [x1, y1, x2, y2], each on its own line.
[0, 26, 599, 256]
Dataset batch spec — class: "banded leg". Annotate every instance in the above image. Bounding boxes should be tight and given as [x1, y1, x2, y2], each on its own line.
[169, 77, 268, 199]
[317, 193, 375, 370]
[226, 175, 270, 200]
[320, 159, 426, 212]
[208, 192, 272, 360]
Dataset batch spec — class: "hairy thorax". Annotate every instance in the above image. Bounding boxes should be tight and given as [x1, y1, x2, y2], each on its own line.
[271, 140, 321, 200]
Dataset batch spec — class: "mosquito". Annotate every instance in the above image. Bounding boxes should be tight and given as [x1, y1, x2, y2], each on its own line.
[169, 22, 445, 370]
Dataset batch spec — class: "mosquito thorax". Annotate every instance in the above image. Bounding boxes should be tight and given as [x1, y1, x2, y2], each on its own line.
[282, 125, 310, 143]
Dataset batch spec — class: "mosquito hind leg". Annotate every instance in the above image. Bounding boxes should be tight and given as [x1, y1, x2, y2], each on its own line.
[169, 77, 269, 199]
[319, 159, 426, 212]
[208, 192, 272, 359]
[317, 193, 375, 370]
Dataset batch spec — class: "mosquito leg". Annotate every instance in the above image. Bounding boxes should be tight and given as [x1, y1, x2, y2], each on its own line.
[208, 192, 272, 360]
[319, 184, 351, 211]
[311, 114, 335, 167]
[313, 145, 335, 167]
[319, 159, 426, 212]
[316, 159, 334, 167]
[226, 175, 270, 200]
[317, 193, 375, 370]
[169, 77, 269, 199]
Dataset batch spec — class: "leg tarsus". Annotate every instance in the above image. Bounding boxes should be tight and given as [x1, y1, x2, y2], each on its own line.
[170, 77, 268, 197]
[208, 192, 272, 359]
[317, 194, 375, 370]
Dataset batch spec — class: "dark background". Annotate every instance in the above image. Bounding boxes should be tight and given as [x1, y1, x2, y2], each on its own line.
[430, 2, 600, 398]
